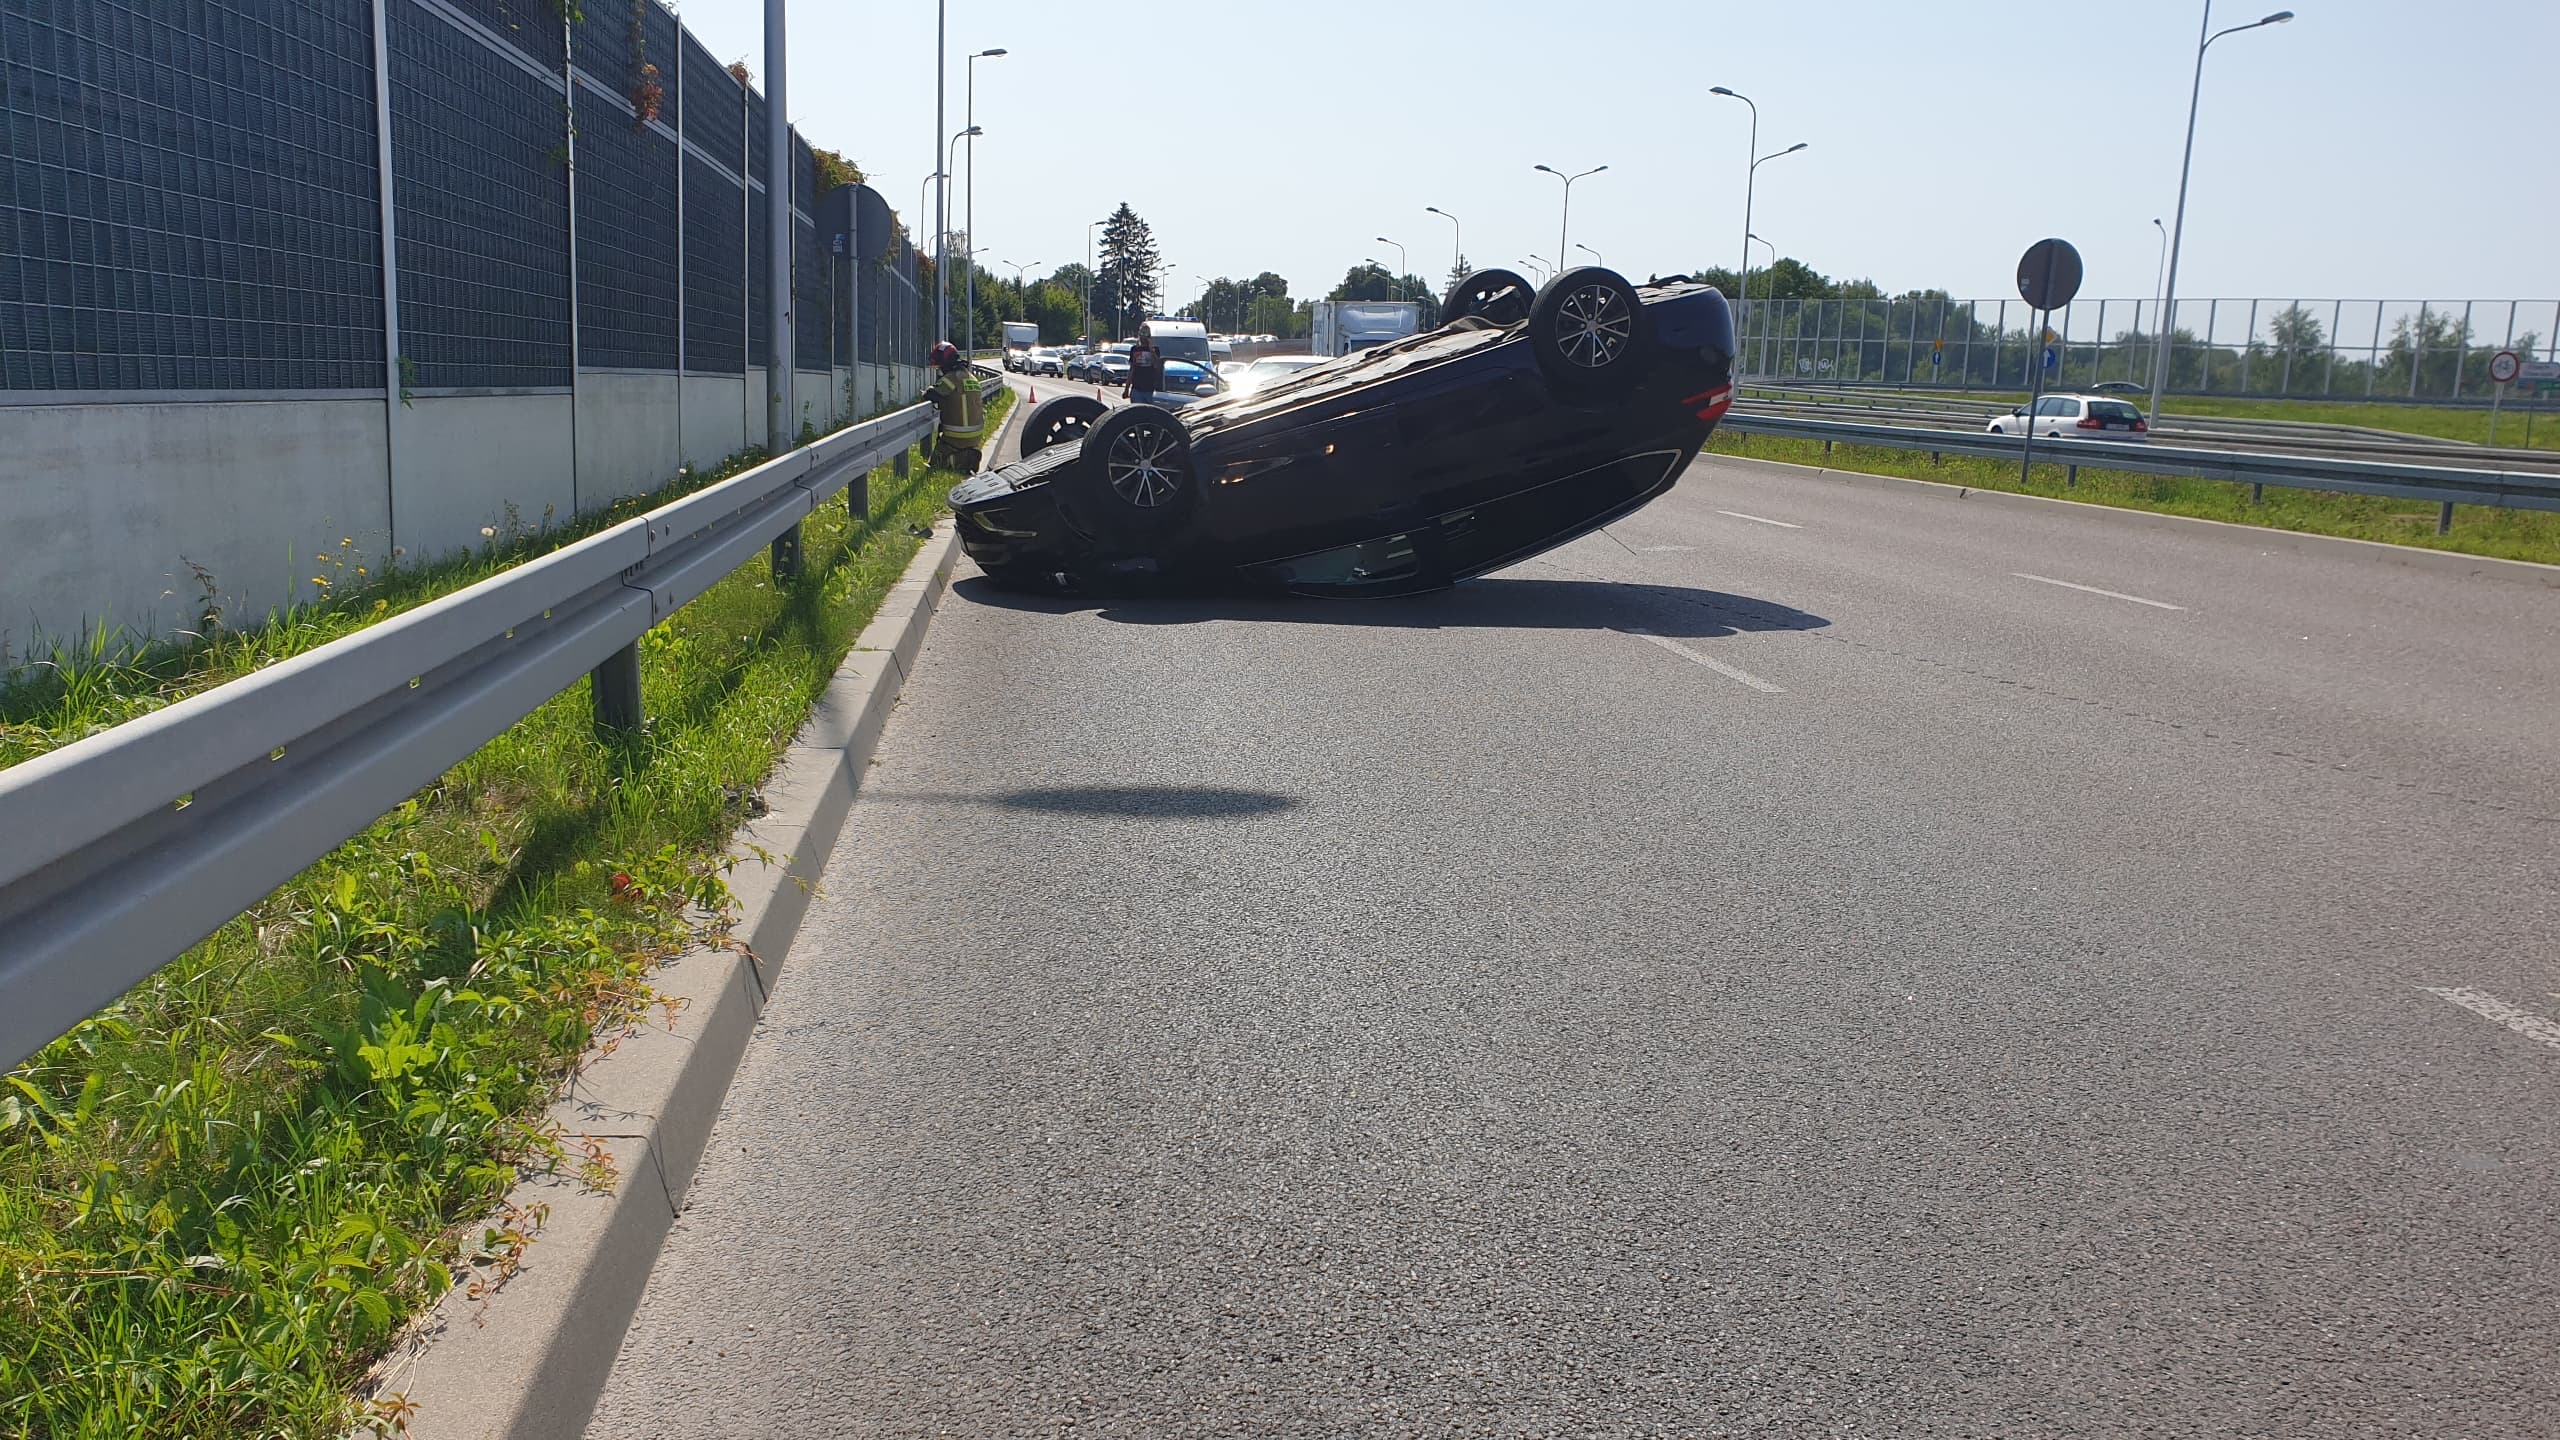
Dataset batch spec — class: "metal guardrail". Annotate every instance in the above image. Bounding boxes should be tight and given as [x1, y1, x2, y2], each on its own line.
[0, 382, 994, 1072]
[1718, 412, 2560, 516]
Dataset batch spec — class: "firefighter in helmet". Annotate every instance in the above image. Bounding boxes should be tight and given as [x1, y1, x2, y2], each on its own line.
[924, 341, 985, 472]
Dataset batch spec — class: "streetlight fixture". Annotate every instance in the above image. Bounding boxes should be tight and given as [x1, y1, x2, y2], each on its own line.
[963, 48, 1007, 358]
[1576, 242, 1604, 267]
[1738, 141, 1806, 322]
[934, 126, 980, 340]
[2150, 4, 2294, 423]
[1001, 258, 1040, 318]
[1375, 236, 1407, 300]
[1531, 163, 1606, 269]
[1425, 205, 1461, 280]
[1523, 253, 1553, 284]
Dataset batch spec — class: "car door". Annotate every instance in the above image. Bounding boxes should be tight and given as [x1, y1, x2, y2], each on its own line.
[2033, 395, 2078, 437]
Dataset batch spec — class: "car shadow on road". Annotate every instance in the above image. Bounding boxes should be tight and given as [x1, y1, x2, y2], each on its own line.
[951, 573, 1831, 641]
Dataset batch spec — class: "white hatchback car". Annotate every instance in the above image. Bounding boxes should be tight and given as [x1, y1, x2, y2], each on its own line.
[1987, 393, 2150, 441]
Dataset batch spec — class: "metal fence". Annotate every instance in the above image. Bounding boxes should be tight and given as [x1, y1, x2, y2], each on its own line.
[1735, 295, 2560, 405]
[0, 0, 926, 400]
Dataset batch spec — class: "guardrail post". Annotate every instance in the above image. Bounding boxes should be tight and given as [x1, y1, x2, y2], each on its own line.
[770, 524, 803, 581]
[847, 466, 868, 519]
[2438, 502, 2455, 535]
[592, 643, 644, 734]
[894, 448, 910, 478]
[2065, 464, 2077, 489]
[2251, 482, 2265, 504]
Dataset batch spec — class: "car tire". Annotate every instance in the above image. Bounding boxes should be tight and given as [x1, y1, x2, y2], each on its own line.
[1063, 403, 1197, 542]
[1443, 268, 1538, 327]
[1528, 266, 1653, 391]
[1020, 394, 1111, 457]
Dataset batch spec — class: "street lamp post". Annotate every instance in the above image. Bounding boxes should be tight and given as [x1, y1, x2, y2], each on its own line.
[2148, 218, 2168, 383]
[933, 0, 946, 342]
[1576, 242, 1604, 268]
[1375, 236, 1406, 299]
[1425, 205, 1461, 282]
[1738, 142, 1807, 332]
[1746, 233, 1776, 376]
[2150, 4, 2295, 423]
[1531, 163, 1606, 269]
[1523, 254, 1552, 284]
[1710, 87, 1757, 309]
[934, 126, 979, 340]
[1084, 216, 1105, 343]
[964, 47, 1006, 358]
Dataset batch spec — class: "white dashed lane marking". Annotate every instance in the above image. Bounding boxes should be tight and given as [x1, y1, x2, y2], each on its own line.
[1717, 509, 1803, 529]
[2422, 986, 2560, 1056]
[1623, 630, 1787, 694]
[2012, 572, 2188, 611]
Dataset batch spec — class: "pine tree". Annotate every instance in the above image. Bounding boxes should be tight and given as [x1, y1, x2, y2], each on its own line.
[1096, 203, 1159, 338]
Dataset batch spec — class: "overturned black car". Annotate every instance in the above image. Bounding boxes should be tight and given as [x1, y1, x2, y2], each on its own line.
[950, 267, 1737, 596]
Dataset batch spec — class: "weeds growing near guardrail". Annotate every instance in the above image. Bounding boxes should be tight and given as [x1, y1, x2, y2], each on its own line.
[0, 390, 1006, 1439]
[1710, 431, 2560, 566]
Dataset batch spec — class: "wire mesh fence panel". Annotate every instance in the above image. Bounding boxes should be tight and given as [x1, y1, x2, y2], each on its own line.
[0, 0, 384, 393]
[747, 182, 770, 369]
[439, 0, 562, 67]
[1, 0, 928, 406]
[569, 77, 678, 371]
[680, 150, 743, 374]
[1738, 292, 2559, 404]
[389, 1, 573, 389]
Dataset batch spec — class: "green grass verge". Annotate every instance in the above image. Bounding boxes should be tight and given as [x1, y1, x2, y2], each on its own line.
[0, 389, 1004, 1440]
[1709, 428, 2560, 567]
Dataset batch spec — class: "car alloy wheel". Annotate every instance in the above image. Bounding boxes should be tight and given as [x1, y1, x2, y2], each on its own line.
[1552, 281, 1633, 369]
[1527, 267, 1652, 392]
[1104, 416, 1187, 508]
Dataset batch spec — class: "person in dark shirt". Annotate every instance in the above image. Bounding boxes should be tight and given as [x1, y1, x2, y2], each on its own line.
[1126, 326, 1164, 403]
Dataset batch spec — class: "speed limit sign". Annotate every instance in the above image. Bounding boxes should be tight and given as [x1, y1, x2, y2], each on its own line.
[2490, 350, 2523, 384]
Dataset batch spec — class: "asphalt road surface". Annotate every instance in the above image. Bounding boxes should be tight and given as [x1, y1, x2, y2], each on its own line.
[588, 392, 2560, 1438]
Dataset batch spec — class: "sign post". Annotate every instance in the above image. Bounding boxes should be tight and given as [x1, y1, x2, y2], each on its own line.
[2487, 349, 2521, 446]
[2013, 238, 2084, 487]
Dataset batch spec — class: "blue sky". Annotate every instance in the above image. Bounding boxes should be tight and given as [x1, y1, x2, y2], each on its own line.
[671, 0, 2557, 308]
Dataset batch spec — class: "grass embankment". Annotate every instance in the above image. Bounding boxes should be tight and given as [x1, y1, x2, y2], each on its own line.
[1709, 428, 2560, 567]
[0, 389, 1004, 1439]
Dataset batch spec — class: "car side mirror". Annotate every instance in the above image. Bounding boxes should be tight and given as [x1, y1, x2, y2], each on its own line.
[2011, 406, 2027, 416]
[1195, 383, 1219, 397]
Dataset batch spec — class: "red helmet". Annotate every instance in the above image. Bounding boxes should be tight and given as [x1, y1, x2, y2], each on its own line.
[929, 341, 961, 368]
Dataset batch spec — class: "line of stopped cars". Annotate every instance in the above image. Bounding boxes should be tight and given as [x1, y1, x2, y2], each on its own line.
[951, 267, 1738, 597]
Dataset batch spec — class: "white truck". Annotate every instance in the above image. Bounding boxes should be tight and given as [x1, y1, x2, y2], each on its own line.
[1309, 300, 1422, 358]
[1000, 320, 1040, 368]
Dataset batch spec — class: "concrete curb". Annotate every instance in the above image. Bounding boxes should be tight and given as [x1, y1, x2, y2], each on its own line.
[363, 517, 967, 1440]
[1703, 446, 2560, 589]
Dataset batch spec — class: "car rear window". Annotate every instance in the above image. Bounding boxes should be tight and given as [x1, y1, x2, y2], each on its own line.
[2088, 400, 2143, 422]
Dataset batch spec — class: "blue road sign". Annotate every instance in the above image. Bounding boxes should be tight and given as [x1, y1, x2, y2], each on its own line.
[2042, 346, 2058, 371]
[1930, 349, 1942, 367]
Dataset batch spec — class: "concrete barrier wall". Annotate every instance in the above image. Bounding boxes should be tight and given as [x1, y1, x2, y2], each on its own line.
[0, 362, 933, 656]
[575, 373, 681, 511]
[0, 399, 395, 658]
[679, 377, 748, 473]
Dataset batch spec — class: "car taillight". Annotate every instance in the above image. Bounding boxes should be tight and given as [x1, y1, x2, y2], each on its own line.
[2077, 415, 2103, 430]
[2132, 418, 2148, 431]
[1685, 384, 1735, 422]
